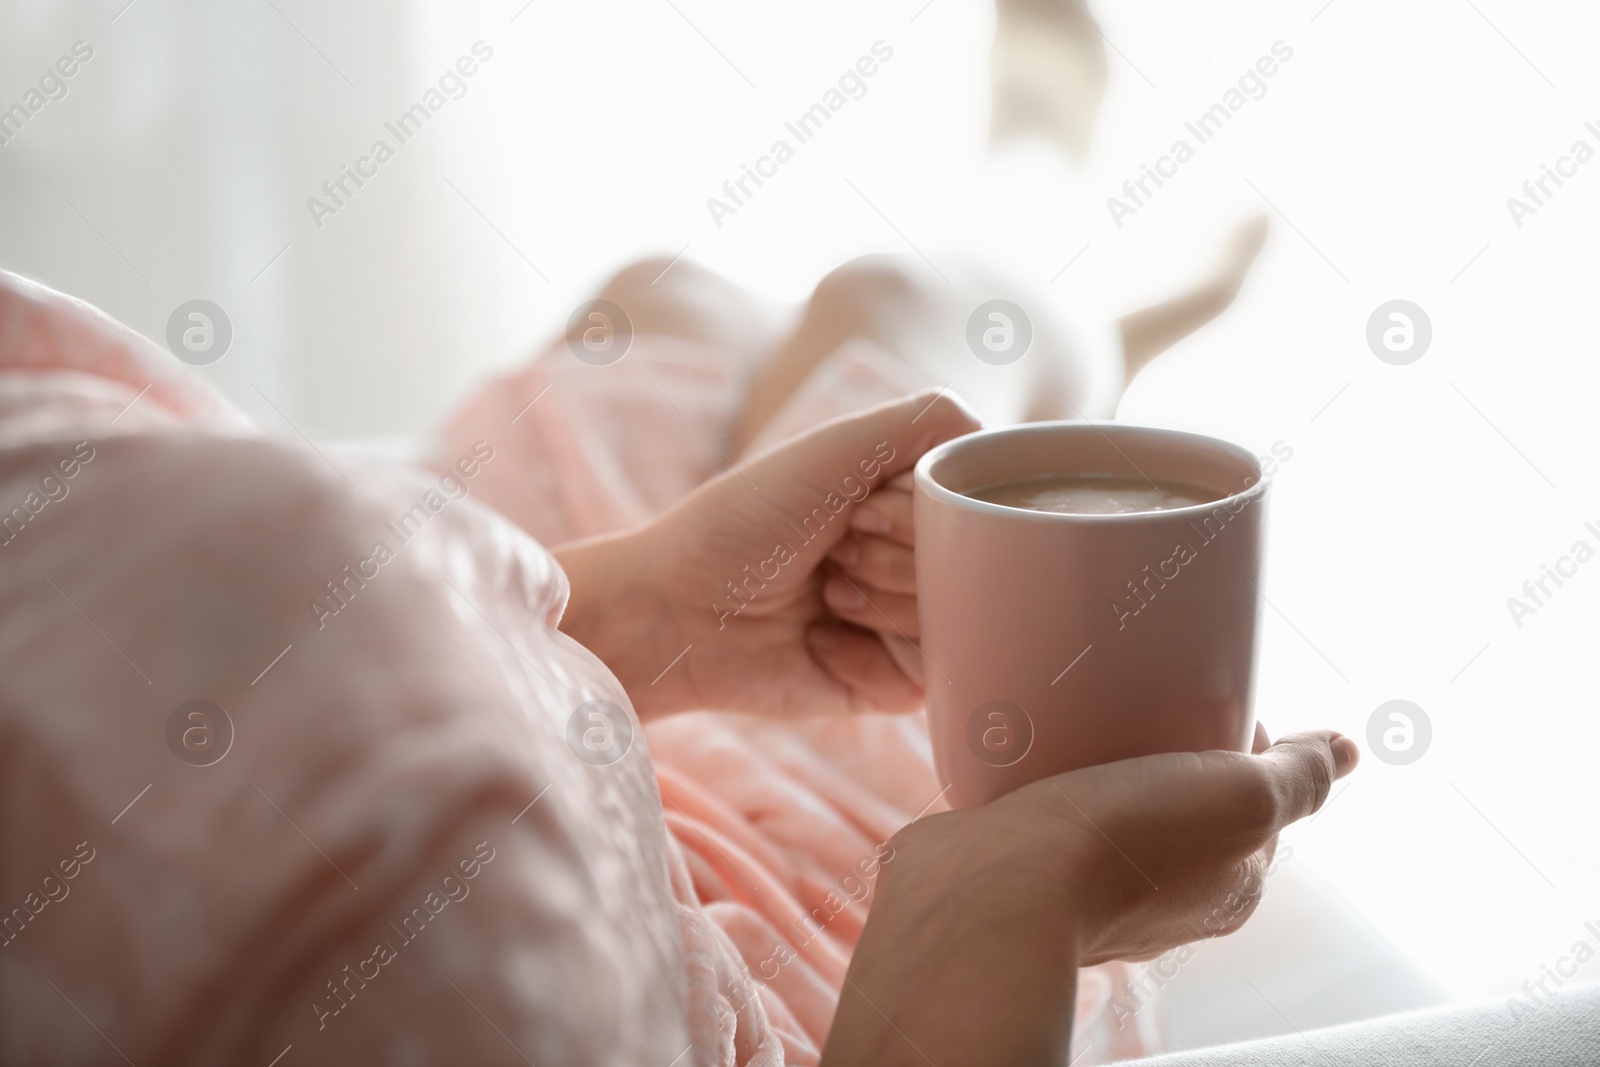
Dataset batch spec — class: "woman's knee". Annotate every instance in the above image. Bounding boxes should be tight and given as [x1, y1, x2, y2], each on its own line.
[805, 254, 944, 332]
[588, 255, 784, 355]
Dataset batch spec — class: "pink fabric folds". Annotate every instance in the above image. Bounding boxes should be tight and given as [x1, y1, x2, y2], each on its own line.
[0, 272, 739, 1066]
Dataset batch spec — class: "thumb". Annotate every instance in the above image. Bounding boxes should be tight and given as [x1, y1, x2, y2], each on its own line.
[742, 387, 981, 490]
[1256, 730, 1359, 827]
[737, 389, 981, 553]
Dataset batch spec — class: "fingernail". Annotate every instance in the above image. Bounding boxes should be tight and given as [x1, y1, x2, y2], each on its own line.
[828, 578, 866, 612]
[851, 507, 890, 535]
[1331, 734, 1360, 774]
[829, 539, 860, 567]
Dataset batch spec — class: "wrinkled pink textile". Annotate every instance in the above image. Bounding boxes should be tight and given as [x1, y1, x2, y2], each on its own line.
[433, 328, 1164, 1063]
[0, 271, 1159, 1066]
[0, 274, 734, 1066]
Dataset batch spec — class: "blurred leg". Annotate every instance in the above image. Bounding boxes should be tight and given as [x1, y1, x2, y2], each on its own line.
[576, 255, 795, 371]
[731, 255, 954, 454]
[732, 253, 1115, 451]
[607, 229, 1271, 459]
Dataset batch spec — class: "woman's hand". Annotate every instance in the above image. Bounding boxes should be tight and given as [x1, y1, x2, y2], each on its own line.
[822, 728, 1360, 1067]
[554, 389, 980, 720]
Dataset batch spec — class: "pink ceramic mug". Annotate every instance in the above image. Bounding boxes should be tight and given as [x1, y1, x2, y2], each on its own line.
[913, 422, 1268, 808]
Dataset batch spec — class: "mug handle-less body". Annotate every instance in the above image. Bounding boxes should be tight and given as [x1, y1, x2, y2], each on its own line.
[913, 423, 1267, 808]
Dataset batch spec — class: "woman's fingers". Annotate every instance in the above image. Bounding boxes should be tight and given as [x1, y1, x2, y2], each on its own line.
[831, 485, 915, 594]
[806, 622, 923, 713]
[823, 573, 919, 638]
[850, 486, 913, 546]
[828, 533, 917, 594]
[878, 632, 925, 686]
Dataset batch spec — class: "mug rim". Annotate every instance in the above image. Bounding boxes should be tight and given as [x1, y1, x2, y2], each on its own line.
[913, 421, 1270, 525]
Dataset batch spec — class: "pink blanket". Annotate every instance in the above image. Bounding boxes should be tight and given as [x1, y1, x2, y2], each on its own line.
[0, 273, 1157, 1065]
